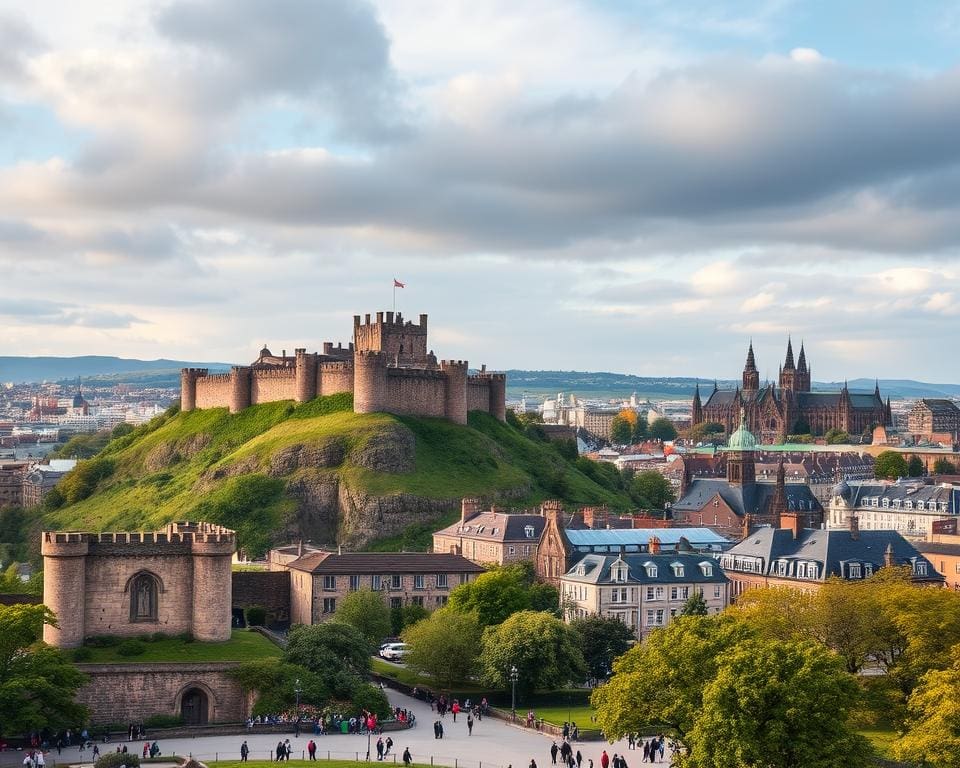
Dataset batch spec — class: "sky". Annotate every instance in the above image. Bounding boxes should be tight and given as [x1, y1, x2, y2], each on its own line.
[2, 1, 960, 382]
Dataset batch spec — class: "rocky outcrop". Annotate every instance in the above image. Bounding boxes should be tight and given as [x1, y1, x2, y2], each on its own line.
[348, 423, 416, 473]
[285, 470, 341, 545]
[335, 484, 459, 549]
[268, 437, 347, 476]
[144, 433, 212, 472]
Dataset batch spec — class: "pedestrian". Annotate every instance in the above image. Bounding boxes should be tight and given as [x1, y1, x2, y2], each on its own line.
[550, 742, 559, 765]
[142, 743, 149, 759]
[56, 739, 62, 757]
[434, 721, 440, 740]
[576, 751, 582, 768]
[241, 741, 249, 762]
[308, 740, 317, 761]
[642, 742, 649, 763]
[376, 738, 384, 761]
[452, 701, 460, 722]
[467, 714, 474, 735]
[403, 748, 412, 767]
[657, 738, 664, 763]
[92, 746, 100, 761]
[562, 722, 570, 740]
[36, 751, 45, 768]
[601, 750, 609, 768]
[529, 760, 538, 768]
[438, 721, 444, 740]
[276, 740, 285, 762]
[385, 737, 393, 756]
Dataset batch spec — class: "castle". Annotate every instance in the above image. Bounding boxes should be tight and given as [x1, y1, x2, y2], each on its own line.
[181, 311, 506, 425]
[693, 340, 892, 443]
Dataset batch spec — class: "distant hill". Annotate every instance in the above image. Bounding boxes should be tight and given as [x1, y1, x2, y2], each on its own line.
[505, 370, 960, 401]
[0, 356, 231, 384]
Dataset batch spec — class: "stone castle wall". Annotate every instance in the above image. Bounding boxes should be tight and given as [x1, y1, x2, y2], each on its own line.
[195, 374, 232, 409]
[319, 362, 354, 396]
[385, 367, 446, 418]
[467, 379, 491, 413]
[231, 571, 291, 624]
[251, 369, 298, 404]
[76, 663, 247, 725]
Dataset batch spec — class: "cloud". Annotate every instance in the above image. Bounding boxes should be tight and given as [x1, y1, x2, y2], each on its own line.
[0, 13, 43, 80]
[0, 299, 144, 329]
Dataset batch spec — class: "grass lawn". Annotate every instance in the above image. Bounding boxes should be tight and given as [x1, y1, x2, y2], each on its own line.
[859, 727, 897, 759]
[77, 629, 281, 664]
[213, 762, 433, 768]
[370, 658, 487, 694]
[529, 706, 597, 728]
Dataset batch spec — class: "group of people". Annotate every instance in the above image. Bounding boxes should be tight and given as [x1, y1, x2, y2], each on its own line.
[140, 741, 162, 758]
[560, 723, 580, 742]
[549, 740, 583, 768]
[625, 734, 669, 763]
[374, 736, 395, 760]
[20, 750, 45, 768]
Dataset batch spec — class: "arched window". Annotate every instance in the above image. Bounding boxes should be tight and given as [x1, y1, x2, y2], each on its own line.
[130, 572, 159, 622]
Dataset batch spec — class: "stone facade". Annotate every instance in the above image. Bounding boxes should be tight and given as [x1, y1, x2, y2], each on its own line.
[907, 399, 960, 444]
[231, 570, 291, 626]
[181, 311, 507, 426]
[41, 522, 235, 648]
[432, 498, 545, 566]
[76, 662, 247, 725]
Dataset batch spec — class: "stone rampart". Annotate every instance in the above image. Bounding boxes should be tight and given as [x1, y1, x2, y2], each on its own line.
[467, 378, 491, 413]
[318, 361, 354, 396]
[195, 374, 232, 409]
[251, 369, 298, 404]
[385, 367, 446, 418]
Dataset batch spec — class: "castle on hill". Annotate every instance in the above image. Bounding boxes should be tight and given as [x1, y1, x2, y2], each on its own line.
[181, 311, 506, 425]
[693, 339, 892, 444]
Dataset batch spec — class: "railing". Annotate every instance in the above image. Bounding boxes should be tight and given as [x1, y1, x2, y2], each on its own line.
[176, 750, 508, 768]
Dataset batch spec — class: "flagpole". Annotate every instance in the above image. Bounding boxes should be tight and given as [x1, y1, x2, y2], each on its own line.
[393, 282, 396, 313]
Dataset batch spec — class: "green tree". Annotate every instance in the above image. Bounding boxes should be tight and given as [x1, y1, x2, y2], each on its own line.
[334, 589, 392, 646]
[0, 604, 88, 736]
[110, 422, 135, 439]
[825, 428, 850, 445]
[592, 615, 751, 744]
[895, 656, 960, 768]
[875, 450, 909, 479]
[907, 455, 925, 477]
[529, 582, 560, 615]
[629, 470, 675, 510]
[49, 431, 111, 459]
[685, 421, 724, 445]
[792, 418, 812, 436]
[648, 418, 677, 442]
[449, 565, 532, 627]
[231, 659, 329, 716]
[680, 591, 708, 616]
[390, 604, 430, 636]
[933, 457, 958, 475]
[688, 638, 874, 768]
[632, 417, 648, 442]
[609, 416, 632, 445]
[570, 615, 635, 682]
[479, 610, 586, 695]
[286, 622, 371, 679]
[402, 608, 481, 688]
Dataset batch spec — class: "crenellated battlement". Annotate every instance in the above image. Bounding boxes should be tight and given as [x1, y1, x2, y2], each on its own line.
[43, 522, 236, 550]
[319, 361, 352, 372]
[252, 368, 296, 379]
[388, 366, 445, 379]
[202, 373, 231, 382]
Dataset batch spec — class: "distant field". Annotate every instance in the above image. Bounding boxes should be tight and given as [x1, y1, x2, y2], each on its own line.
[77, 629, 280, 664]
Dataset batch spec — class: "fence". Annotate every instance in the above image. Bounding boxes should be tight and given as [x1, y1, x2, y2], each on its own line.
[177, 749, 508, 768]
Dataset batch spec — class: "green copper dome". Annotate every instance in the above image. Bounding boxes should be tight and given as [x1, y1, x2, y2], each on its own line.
[727, 411, 758, 451]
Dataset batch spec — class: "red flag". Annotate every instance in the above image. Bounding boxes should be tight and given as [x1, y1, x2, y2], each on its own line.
[393, 278, 405, 288]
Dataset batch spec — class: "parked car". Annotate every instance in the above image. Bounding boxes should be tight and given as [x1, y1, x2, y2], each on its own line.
[378, 638, 401, 657]
[380, 642, 410, 661]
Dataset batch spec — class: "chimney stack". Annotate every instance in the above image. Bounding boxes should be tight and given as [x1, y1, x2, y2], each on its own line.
[848, 515, 859, 541]
[648, 535, 662, 554]
[884, 542, 896, 568]
[781, 511, 803, 540]
[461, 498, 482, 526]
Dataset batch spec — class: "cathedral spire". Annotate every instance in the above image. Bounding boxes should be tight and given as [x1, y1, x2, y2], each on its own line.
[797, 342, 807, 372]
[745, 340, 757, 371]
[742, 340, 760, 392]
[783, 337, 795, 370]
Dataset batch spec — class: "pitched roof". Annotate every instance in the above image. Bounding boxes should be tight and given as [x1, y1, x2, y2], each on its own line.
[673, 478, 822, 518]
[434, 512, 546, 542]
[919, 399, 960, 415]
[286, 551, 485, 574]
[562, 553, 729, 585]
[564, 527, 730, 548]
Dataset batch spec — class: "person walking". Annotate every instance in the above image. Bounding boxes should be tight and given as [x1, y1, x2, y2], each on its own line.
[276, 740, 285, 761]
[576, 750, 582, 768]
[308, 740, 317, 761]
[92, 745, 100, 761]
[385, 737, 393, 757]
[403, 748, 412, 767]
[550, 742, 559, 765]
[241, 741, 249, 762]
[601, 750, 609, 768]
[467, 714, 474, 735]
[376, 738, 384, 761]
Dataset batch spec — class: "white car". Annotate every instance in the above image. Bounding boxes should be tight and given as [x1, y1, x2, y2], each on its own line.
[380, 642, 410, 661]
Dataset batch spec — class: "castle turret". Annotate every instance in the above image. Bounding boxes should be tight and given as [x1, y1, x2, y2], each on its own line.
[779, 337, 797, 392]
[41, 533, 89, 647]
[770, 456, 788, 525]
[725, 410, 757, 486]
[191, 528, 236, 642]
[180, 368, 207, 412]
[488, 373, 507, 422]
[353, 350, 388, 414]
[295, 348, 318, 403]
[229, 366, 252, 414]
[441, 360, 469, 425]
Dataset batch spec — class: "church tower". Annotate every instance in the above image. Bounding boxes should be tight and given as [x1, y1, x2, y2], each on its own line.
[692, 382, 703, 425]
[725, 410, 757, 486]
[796, 342, 811, 392]
[742, 341, 759, 393]
[779, 337, 798, 392]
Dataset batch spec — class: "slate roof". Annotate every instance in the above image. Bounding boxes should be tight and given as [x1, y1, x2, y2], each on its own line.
[704, 389, 882, 412]
[914, 541, 960, 557]
[434, 512, 545, 542]
[720, 527, 942, 583]
[287, 552, 485, 575]
[562, 553, 729, 585]
[564, 527, 730, 549]
[673, 478, 822, 518]
[837, 480, 959, 513]
[918, 399, 960, 415]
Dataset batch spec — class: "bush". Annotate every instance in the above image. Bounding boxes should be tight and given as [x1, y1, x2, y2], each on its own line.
[72, 647, 93, 662]
[117, 639, 147, 657]
[245, 605, 267, 627]
[143, 713, 183, 728]
[84, 635, 120, 648]
[177, 632, 195, 643]
[150, 632, 169, 642]
[95, 753, 141, 768]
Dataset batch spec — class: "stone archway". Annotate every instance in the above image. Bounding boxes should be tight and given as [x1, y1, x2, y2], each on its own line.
[181, 687, 209, 725]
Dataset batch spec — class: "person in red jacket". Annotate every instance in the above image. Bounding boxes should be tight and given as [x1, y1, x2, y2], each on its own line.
[601, 750, 610, 768]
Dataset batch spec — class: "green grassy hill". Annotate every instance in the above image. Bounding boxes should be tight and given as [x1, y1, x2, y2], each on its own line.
[41, 394, 631, 555]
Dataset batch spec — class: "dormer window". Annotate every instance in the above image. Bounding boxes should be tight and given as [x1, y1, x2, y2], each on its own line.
[524, 525, 535, 539]
[915, 562, 928, 577]
[612, 561, 628, 582]
[671, 562, 684, 578]
[882, 498, 889, 508]
[699, 562, 713, 577]
[576, 564, 587, 576]
[848, 563, 862, 579]
[644, 562, 658, 578]
[864, 563, 873, 576]
[905, 501, 913, 510]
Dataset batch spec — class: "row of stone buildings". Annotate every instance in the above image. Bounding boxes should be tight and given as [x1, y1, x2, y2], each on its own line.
[0, 458, 76, 508]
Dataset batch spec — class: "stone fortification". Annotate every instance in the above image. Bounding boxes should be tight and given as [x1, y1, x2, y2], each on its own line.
[41, 521, 235, 648]
[181, 311, 506, 424]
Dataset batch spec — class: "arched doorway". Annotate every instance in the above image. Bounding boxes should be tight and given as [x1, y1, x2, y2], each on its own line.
[181, 688, 209, 725]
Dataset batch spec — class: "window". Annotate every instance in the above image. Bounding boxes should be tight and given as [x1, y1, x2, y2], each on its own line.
[646, 609, 665, 626]
[508, 546, 516, 555]
[390, 597, 402, 609]
[655, 587, 664, 599]
[699, 562, 713, 577]
[645, 587, 655, 600]
[414, 574, 425, 590]
[523, 545, 532, 555]
[671, 562, 684, 577]
[460, 573, 470, 584]
[864, 563, 873, 576]
[525, 525, 536, 538]
[643, 562, 658, 578]
[322, 597, 336, 613]
[437, 574, 448, 588]
[882, 498, 890, 508]
[848, 563, 862, 579]
[610, 587, 627, 603]
[714, 585, 722, 598]
[656, 609, 665, 625]
[905, 500, 913, 510]
[349, 575, 361, 591]
[670, 587, 678, 600]
[129, 572, 159, 622]
[391, 574, 402, 590]
[411, 596, 425, 607]
[435, 596, 448, 607]
[371, 575, 382, 590]
[612, 562, 628, 582]
[915, 562, 928, 576]
[323, 575, 336, 591]
[774, 560, 788, 577]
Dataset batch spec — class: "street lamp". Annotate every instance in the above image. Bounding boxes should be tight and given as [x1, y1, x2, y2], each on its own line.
[295, 678, 303, 737]
[510, 665, 519, 720]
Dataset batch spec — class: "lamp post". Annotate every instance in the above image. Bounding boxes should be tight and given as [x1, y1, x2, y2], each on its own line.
[295, 678, 302, 737]
[510, 665, 519, 720]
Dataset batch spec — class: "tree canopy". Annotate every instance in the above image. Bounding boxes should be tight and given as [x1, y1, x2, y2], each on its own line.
[895, 655, 960, 768]
[907, 455, 925, 477]
[402, 608, 481, 688]
[648, 418, 677, 442]
[610, 415, 633, 445]
[333, 589, 392, 647]
[933, 457, 957, 475]
[449, 562, 558, 626]
[875, 450, 908, 479]
[570, 615, 635, 682]
[824, 428, 850, 445]
[629, 470, 675, 511]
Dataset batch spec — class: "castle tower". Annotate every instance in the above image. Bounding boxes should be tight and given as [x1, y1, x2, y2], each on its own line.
[191, 527, 236, 642]
[840, 381, 852, 433]
[295, 348, 318, 403]
[180, 368, 207, 413]
[725, 410, 757, 486]
[41, 533, 89, 648]
[229, 366, 252, 414]
[353, 311, 429, 367]
[779, 338, 797, 392]
[488, 373, 507, 422]
[742, 342, 760, 393]
[441, 360, 469, 426]
[692, 382, 703, 425]
[353, 350, 388, 414]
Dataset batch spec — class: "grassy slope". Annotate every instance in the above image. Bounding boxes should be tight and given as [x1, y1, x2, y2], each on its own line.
[42, 395, 631, 553]
[78, 629, 280, 663]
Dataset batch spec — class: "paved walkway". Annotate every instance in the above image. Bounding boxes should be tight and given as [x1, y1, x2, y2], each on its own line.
[26, 689, 672, 768]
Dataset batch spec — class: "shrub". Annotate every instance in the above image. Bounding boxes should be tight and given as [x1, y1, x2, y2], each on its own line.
[95, 753, 141, 768]
[150, 632, 169, 642]
[143, 714, 183, 728]
[117, 640, 146, 657]
[177, 632, 195, 643]
[245, 605, 267, 627]
[72, 647, 93, 662]
[84, 635, 120, 648]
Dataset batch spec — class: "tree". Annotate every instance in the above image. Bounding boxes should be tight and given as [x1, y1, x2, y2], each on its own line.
[933, 457, 958, 475]
[391, 603, 430, 636]
[791, 418, 811, 436]
[592, 615, 751, 744]
[629, 470, 675, 510]
[286, 622, 371, 679]
[907, 455, 925, 477]
[402, 608, 481, 688]
[449, 565, 533, 627]
[684, 421, 724, 445]
[825, 428, 850, 445]
[110, 422, 135, 439]
[609, 416, 632, 445]
[875, 450, 909, 479]
[632, 416, 648, 442]
[0, 604, 88, 735]
[687, 638, 874, 768]
[480, 610, 586, 695]
[895, 657, 960, 768]
[648, 418, 677, 442]
[570, 615, 634, 682]
[334, 589, 392, 646]
[680, 591, 708, 616]
[231, 659, 329, 715]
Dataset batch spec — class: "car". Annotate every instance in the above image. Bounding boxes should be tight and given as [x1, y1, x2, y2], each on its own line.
[380, 642, 410, 661]
[378, 638, 401, 658]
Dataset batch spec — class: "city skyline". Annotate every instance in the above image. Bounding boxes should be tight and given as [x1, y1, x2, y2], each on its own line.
[2, 1, 960, 379]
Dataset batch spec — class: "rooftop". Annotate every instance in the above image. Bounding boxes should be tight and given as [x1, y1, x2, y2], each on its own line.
[286, 551, 486, 575]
